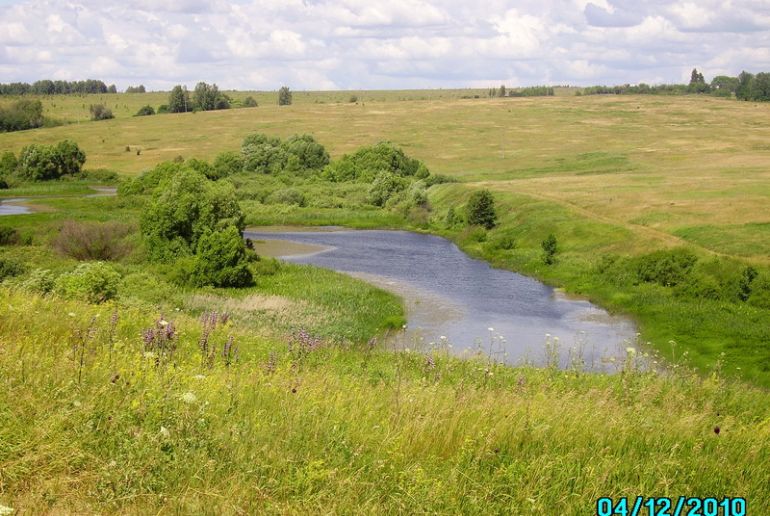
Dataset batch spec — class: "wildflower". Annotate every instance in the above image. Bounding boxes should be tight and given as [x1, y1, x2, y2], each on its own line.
[181, 392, 197, 404]
[194, 374, 206, 380]
[626, 347, 637, 355]
[158, 319, 169, 327]
[160, 426, 170, 438]
[0, 504, 14, 515]
[73, 400, 82, 408]
[440, 335, 447, 340]
[68, 312, 76, 317]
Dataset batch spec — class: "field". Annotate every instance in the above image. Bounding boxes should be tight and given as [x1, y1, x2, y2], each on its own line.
[1, 91, 770, 512]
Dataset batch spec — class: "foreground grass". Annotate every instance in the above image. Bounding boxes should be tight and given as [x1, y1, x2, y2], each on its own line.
[0, 288, 768, 514]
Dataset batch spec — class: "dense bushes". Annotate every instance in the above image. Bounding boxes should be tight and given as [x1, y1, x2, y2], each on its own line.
[17, 140, 86, 181]
[52, 220, 133, 261]
[635, 249, 698, 287]
[0, 99, 45, 132]
[0, 78, 113, 95]
[193, 82, 231, 111]
[322, 142, 429, 182]
[0, 257, 25, 282]
[0, 227, 23, 245]
[135, 105, 155, 116]
[241, 133, 328, 175]
[190, 227, 254, 287]
[53, 261, 120, 303]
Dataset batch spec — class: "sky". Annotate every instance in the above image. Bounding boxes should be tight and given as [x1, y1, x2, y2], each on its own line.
[1, 0, 770, 91]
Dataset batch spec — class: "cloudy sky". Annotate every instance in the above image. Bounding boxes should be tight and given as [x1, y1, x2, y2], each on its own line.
[1, 0, 769, 90]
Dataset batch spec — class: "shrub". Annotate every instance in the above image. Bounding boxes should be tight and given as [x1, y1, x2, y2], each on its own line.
[0, 257, 25, 281]
[212, 151, 244, 179]
[18, 140, 86, 181]
[322, 142, 428, 182]
[89, 104, 114, 121]
[242, 96, 258, 107]
[349, 95, 358, 103]
[135, 105, 155, 116]
[267, 188, 306, 207]
[242, 134, 287, 174]
[541, 234, 558, 265]
[0, 227, 22, 245]
[278, 86, 292, 106]
[282, 134, 330, 172]
[423, 174, 458, 187]
[748, 275, 770, 309]
[52, 220, 133, 261]
[0, 151, 17, 176]
[0, 99, 44, 132]
[190, 227, 254, 287]
[368, 172, 409, 207]
[54, 262, 121, 303]
[466, 189, 497, 229]
[118, 161, 184, 196]
[635, 249, 698, 287]
[18, 268, 54, 293]
[140, 169, 244, 261]
[80, 168, 119, 182]
[0, 178, 8, 189]
[157, 104, 169, 114]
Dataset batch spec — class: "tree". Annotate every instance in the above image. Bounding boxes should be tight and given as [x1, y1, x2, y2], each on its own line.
[541, 234, 558, 265]
[688, 68, 709, 93]
[749, 72, 770, 101]
[282, 134, 330, 172]
[126, 85, 146, 93]
[89, 104, 113, 120]
[168, 85, 190, 113]
[736, 71, 754, 100]
[321, 142, 428, 182]
[466, 189, 497, 229]
[498, 84, 506, 97]
[18, 140, 86, 181]
[139, 168, 245, 261]
[710, 75, 739, 96]
[0, 99, 44, 132]
[107, 84, 117, 93]
[190, 227, 254, 287]
[278, 86, 292, 106]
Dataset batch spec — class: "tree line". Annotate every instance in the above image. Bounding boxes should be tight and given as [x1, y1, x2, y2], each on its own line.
[487, 85, 555, 98]
[578, 68, 770, 101]
[0, 79, 117, 96]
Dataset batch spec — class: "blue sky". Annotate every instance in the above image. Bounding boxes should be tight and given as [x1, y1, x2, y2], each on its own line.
[1, 0, 769, 90]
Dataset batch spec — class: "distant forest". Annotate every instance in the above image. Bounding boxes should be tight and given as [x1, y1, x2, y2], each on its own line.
[0, 79, 117, 95]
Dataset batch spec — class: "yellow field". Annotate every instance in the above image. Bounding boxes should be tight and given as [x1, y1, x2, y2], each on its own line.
[2, 94, 770, 261]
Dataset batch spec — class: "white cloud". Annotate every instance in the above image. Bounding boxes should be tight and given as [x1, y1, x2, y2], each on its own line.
[0, 0, 769, 89]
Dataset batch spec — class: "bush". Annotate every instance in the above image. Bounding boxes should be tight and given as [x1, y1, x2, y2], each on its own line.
[322, 142, 428, 182]
[242, 134, 287, 175]
[190, 227, 254, 287]
[368, 172, 409, 207]
[135, 105, 155, 116]
[157, 104, 169, 114]
[80, 168, 119, 182]
[0, 151, 18, 176]
[267, 188, 306, 207]
[423, 174, 458, 187]
[140, 169, 244, 261]
[54, 261, 121, 303]
[52, 220, 133, 261]
[18, 140, 86, 181]
[89, 104, 114, 121]
[466, 189, 497, 229]
[0, 99, 45, 132]
[118, 161, 184, 196]
[748, 275, 770, 309]
[282, 134, 330, 172]
[635, 249, 698, 287]
[0, 257, 25, 281]
[278, 86, 292, 106]
[541, 234, 558, 265]
[243, 96, 258, 108]
[0, 227, 22, 245]
[212, 151, 244, 179]
[20, 268, 55, 294]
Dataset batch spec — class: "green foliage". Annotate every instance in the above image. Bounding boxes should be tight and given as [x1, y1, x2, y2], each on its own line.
[18, 140, 86, 181]
[168, 85, 190, 113]
[688, 68, 710, 93]
[266, 188, 306, 206]
[541, 234, 558, 265]
[134, 105, 155, 116]
[282, 134, 330, 172]
[465, 189, 497, 229]
[190, 227, 254, 287]
[278, 86, 292, 106]
[80, 168, 119, 182]
[242, 135, 287, 175]
[710, 75, 739, 96]
[89, 104, 114, 121]
[20, 268, 55, 294]
[0, 151, 16, 178]
[140, 169, 244, 261]
[0, 257, 25, 281]
[242, 96, 258, 108]
[157, 104, 169, 114]
[367, 172, 409, 207]
[635, 248, 697, 287]
[53, 261, 121, 303]
[118, 161, 183, 196]
[747, 275, 770, 309]
[322, 142, 428, 182]
[748, 72, 770, 101]
[738, 266, 758, 301]
[0, 226, 23, 246]
[0, 99, 45, 132]
[212, 151, 244, 179]
[193, 82, 230, 111]
[52, 220, 133, 261]
[736, 71, 754, 100]
[125, 85, 146, 93]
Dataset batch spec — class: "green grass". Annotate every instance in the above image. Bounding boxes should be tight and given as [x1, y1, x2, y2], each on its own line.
[1, 288, 768, 514]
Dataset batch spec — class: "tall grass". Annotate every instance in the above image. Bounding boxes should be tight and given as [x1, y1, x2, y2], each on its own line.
[0, 288, 768, 513]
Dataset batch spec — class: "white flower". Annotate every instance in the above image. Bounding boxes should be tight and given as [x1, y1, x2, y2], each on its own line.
[626, 347, 637, 355]
[68, 312, 76, 317]
[488, 327, 494, 332]
[159, 426, 170, 438]
[181, 392, 197, 404]
[73, 400, 82, 408]
[545, 333, 551, 338]
[0, 504, 14, 516]
[194, 374, 206, 380]
[440, 335, 447, 340]
[159, 320, 169, 327]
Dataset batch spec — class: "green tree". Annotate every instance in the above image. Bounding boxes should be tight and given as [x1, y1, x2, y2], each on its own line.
[0, 151, 17, 176]
[18, 140, 85, 181]
[368, 172, 409, 207]
[688, 68, 709, 93]
[541, 234, 558, 265]
[466, 189, 497, 229]
[278, 86, 292, 106]
[322, 142, 428, 182]
[191, 227, 254, 287]
[710, 75, 739, 96]
[241, 133, 287, 174]
[212, 151, 244, 179]
[168, 85, 190, 113]
[282, 134, 330, 172]
[499, 84, 506, 97]
[749, 72, 770, 101]
[140, 169, 244, 261]
[736, 71, 754, 100]
[193, 82, 230, 111]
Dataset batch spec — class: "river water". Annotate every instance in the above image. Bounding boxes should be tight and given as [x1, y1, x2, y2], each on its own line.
[245, 229, 637, 369]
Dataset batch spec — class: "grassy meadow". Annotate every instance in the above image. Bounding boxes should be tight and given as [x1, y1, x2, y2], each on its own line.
[2, 90, 770, 512]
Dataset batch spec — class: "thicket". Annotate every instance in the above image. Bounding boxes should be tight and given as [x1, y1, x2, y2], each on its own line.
[89, 103, 114, 121]
[16, 140, 86, 181]
[0, 99, 46, 132]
